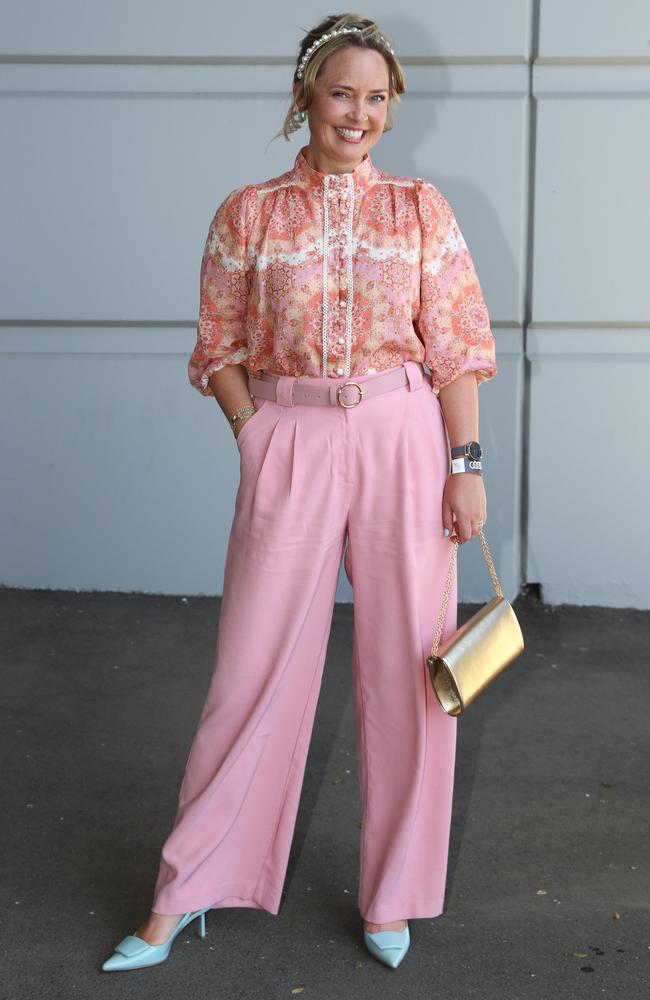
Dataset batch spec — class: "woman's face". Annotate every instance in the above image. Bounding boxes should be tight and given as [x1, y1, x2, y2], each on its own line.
[294, 46, 390, 174]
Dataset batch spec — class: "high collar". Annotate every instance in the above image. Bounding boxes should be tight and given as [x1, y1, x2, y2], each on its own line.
[292, 144, 378, 196]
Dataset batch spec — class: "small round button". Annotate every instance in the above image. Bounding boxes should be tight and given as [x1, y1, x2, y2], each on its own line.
[336, 367, 344, 375]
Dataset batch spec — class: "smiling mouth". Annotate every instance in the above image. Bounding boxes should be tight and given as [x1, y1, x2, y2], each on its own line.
[335, 127, 366, 141]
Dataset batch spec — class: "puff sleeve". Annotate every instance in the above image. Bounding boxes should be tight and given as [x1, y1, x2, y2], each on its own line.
[187, 184, 253, 395]
[414, 178, 497, 394]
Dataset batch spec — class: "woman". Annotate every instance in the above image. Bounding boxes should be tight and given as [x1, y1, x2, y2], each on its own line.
[102, 12, 497, 973]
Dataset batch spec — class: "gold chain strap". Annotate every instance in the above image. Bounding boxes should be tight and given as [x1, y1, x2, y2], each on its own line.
[429, 525, 504, 659]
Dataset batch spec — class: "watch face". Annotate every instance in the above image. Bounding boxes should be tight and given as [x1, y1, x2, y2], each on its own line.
[468, 441, 482, 460]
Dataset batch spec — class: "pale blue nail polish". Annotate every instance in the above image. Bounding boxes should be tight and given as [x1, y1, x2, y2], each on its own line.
[443, 527, 450, 537]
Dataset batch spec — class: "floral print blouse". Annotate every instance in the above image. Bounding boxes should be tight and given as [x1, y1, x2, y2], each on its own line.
[188, 145, 497, 396]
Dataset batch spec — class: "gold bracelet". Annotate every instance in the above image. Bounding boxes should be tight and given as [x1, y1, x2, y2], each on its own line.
[230, 403, 255, 435]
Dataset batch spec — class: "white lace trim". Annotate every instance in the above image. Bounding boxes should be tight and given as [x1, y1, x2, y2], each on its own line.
[343, 173, 355, 379]
[248, 238, 418, 271]
[421, 223, 467, 277]
[321, 175, 331, 376]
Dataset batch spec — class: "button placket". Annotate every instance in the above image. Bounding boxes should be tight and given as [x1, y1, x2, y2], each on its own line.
[341, 173, 355, 379]
[321, 172, 357, 379]
[321, 175, 331, 377]
[332, 199, 342, 371]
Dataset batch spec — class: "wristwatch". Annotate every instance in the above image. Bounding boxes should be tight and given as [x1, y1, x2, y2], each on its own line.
[451, 441, 482, 461]
[450, 440, 482, 475]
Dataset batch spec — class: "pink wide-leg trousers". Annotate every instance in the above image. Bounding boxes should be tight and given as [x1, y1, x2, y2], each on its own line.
[151, 360, 458, 924]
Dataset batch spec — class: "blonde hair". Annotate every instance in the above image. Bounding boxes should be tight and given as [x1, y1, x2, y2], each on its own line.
[275, 13, 406, 143]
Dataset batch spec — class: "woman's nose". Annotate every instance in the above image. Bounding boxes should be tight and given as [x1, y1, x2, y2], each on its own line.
[347, 104, 367, 123]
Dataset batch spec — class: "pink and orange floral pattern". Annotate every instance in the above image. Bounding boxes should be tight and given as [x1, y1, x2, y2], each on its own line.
[188, 145, 497, 395]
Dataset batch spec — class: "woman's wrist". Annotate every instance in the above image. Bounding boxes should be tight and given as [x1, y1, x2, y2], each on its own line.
[450, 456, 482, 475]
[230, 403, 255, 437]
[449, 440, 482, 475]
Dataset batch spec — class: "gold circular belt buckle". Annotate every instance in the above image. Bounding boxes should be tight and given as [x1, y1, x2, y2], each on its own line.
[336, 381, 363, 408]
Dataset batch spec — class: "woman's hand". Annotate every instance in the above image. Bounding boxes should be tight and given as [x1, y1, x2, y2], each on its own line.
[442, 473, 486, 544]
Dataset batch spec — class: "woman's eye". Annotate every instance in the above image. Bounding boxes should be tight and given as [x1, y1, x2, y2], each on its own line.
[332, 91, 386, 101]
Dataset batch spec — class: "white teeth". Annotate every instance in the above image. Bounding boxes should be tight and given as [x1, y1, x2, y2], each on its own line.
[336, 127, 364, 139]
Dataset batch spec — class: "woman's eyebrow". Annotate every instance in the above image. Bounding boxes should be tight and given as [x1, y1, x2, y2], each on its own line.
[329, 83, 389, 93]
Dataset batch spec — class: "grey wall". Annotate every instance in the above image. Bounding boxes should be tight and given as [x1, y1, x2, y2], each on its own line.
[0, 1, 647, 607]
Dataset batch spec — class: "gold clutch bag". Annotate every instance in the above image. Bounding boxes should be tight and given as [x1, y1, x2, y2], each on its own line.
[427, 526, 524, 715]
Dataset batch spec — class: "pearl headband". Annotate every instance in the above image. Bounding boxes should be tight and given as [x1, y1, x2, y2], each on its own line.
[295, 26, 395, 81]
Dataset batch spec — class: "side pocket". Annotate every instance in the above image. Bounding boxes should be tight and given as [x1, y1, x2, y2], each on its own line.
[235, 397, 268, 450]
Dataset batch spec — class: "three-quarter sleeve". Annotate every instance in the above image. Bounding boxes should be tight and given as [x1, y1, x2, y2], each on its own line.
[187, 184, 253, 395]
[414, 178, 497, 394]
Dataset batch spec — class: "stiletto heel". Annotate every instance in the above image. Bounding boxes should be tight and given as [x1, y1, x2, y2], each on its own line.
[363, 920, 410, 969]
[101, 906, 211, 972]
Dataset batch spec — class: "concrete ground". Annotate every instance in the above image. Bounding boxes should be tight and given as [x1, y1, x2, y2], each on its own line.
[1, 587, 648, 1000]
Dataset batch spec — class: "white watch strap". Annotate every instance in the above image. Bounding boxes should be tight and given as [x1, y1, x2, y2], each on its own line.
[451, 456, 482, 474]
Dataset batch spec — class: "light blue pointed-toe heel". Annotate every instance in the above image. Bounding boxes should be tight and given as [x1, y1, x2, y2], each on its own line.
[363, 920, 410, 969]
[101, 907, 211, 972]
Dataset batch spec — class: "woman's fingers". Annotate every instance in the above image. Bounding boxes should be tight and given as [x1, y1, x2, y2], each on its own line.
[442, 497, 455, 537]
[456, 515, 473, 544]
[451, 514, 486, 544]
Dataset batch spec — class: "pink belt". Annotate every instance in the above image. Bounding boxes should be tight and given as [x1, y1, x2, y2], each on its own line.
[248, 362, 427, 408]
